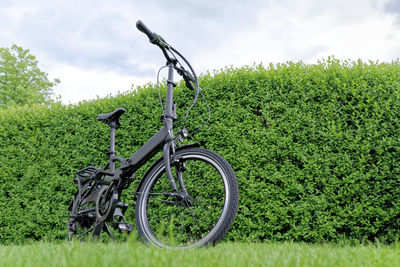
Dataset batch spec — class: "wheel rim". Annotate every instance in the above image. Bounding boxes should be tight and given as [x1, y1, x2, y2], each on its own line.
[139, 153, 230, 248]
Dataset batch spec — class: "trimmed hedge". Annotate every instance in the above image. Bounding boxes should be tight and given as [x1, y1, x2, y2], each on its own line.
[1, 58, 400, 244]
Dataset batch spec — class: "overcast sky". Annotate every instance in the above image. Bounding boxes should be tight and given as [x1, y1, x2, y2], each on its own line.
[1, 0, 399, 104]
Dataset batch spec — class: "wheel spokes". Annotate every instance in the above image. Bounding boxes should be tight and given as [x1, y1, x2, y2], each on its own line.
[144, 156, 227, 247]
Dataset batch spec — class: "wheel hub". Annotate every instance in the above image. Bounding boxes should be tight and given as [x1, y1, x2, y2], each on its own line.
[175, 192, 194, 207]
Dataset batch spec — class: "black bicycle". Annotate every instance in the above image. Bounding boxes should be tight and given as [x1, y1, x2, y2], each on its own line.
[67, 21, 239, 248]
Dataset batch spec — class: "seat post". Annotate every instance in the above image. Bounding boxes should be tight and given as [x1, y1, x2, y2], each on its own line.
[96, 107, 126, 172]
[108, 122, 117, 172]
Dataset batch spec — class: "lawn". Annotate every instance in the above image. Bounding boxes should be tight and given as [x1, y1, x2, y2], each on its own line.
[0, 240, 398, 267]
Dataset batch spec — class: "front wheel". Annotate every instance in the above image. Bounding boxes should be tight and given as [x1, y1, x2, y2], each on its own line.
[135, 147, 239, 248]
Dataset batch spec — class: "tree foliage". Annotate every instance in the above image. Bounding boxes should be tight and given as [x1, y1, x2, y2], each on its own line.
[0, 44, 59, 109]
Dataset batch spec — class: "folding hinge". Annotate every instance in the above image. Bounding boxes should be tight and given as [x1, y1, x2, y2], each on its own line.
[167, 79, 177, 87]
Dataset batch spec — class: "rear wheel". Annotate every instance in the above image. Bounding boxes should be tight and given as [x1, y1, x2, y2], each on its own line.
[68, 176, 135, 242]
[67, 181, 103, 241]
[135, 147, 239, 248]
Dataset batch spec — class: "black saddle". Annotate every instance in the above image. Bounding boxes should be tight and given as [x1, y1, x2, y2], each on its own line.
[97, 107, 126, 127]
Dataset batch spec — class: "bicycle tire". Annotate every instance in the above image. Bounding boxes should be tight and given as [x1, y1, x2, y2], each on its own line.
[135, 147, 239, 248]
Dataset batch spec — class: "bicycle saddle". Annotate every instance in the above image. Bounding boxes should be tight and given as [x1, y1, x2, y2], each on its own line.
[97, 107, 126, 127]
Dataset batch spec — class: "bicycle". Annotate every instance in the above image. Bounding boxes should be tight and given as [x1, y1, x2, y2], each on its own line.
[67, 20, 239, 248]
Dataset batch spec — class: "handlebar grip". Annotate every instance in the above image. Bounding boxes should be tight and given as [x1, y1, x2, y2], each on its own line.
[136, 20, 157, 44]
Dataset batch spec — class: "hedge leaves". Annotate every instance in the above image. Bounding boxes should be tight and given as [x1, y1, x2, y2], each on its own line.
[1, 58, 399, 244]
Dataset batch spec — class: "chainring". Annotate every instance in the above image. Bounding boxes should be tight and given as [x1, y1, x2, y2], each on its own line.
[95, 185, 118, 222]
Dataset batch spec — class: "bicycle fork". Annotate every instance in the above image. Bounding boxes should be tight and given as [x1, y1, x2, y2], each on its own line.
[161, 60, 190, 199]
[162, 141, 189, 198]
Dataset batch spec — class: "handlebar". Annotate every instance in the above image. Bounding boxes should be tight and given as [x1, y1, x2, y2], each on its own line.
[136, 20, 210, 135]
[136, 20, 157, 45]
[136, 20, 169, 49]
[136, 20, 197, 91]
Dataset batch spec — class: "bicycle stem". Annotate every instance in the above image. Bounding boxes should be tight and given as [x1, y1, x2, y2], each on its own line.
[162, 61, 179, 193]
[165, 60, 178, 120]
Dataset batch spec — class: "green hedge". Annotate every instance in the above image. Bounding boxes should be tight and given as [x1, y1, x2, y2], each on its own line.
[1, 58, 400, 244]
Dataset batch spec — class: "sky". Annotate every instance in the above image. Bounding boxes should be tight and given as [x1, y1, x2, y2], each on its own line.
[1, 0, 399, 104]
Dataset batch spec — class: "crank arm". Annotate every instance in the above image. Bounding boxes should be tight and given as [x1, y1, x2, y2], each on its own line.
[77, 207, 96, 215]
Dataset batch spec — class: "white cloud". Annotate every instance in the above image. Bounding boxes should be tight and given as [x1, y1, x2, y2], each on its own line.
[50, 64, 152, 104]
[192, 0, 400, 71]
[0, 0, 399, 104]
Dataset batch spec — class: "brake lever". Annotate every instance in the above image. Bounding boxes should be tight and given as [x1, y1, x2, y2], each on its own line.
[154, 33, 170, 49]
[184, 70, 197, 91]
[175, 66, 196, 91]
[184, 70, 195, 82]
[184, 79, 196, 91]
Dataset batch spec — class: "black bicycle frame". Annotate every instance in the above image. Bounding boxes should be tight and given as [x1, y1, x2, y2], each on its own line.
[109, 60, 179, 192]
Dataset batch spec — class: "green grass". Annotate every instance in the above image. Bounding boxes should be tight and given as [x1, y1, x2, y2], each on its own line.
[0, 240, 399, 267]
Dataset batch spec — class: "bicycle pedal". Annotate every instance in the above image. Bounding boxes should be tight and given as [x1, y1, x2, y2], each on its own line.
[117, 222, 133, 232]
[116, 202, 128, 208]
